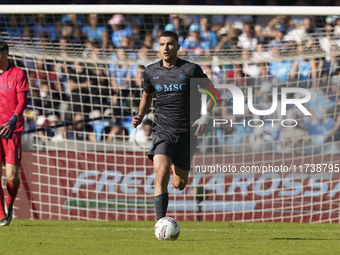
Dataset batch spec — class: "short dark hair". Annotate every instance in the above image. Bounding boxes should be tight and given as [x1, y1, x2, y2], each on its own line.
[0, 41, 8, 52]
[159, 31, 178, 43]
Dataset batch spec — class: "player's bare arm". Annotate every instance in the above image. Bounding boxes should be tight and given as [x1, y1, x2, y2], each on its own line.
[132, 91, 154, 128]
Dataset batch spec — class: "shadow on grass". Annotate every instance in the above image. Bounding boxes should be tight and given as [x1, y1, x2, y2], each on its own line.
[272, 238, 338, 241]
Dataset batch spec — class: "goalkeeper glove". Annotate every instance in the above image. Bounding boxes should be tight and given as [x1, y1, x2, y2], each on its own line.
[0, 115, 18, 140]
[192, 112, 211, 126]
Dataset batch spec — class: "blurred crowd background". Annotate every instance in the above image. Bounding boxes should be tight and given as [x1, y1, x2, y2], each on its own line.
[1, 1, 340, 154]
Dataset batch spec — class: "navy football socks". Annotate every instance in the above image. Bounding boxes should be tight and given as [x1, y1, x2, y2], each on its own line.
[154, 193, 169, 221]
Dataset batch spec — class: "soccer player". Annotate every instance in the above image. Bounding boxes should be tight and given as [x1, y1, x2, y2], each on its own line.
[132, 31, 214, 221]
[0, 41, 29, 226]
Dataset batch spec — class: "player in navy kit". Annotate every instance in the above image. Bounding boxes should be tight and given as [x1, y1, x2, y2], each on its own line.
[132, 31, 214, 220]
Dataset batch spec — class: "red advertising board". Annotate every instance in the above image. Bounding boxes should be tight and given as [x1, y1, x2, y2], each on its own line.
[10, 152, 340, 222]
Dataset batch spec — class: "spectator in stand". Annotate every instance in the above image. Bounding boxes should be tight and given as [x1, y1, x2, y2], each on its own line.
[290, 44, 317, 88]
[48, 114, 66, 142]
[37, 33, 52, 55]
[32, 58, 65, 117]
[82, 14, 108, 51]
[241, 49, 267, 86]
[199, 16, 218, 49]
[151, 14, 166, 41]
[328, 100, 340, 142]
[61, 21, 82, 45]
[268, 46, 293, 85]
[67, 61, 91, 116]
[68, 113, 96, 142]
[201, 65, 224, 84]
[143, 33, 154, 50]
[152, 26, 166, 51]
[284, 17, 315, 46]
[29, 58, 49, 88]
[328, 70, 340, 105]
[252, 42, 273, 62]
[237, 22, 258, 51]
[34, 114, 65, 144]
[35, 115, 52, 146]
[109, 48, 137, 94]
[33, 80, 54, 117]
[224, 14, 252, 34]
[118, 36, 137, 61]
[129, 65, 145, 113]
[304, 87, 335, 152]
[58, 37, 77, 57]
[11, 27, 37, 70]
[334, 17, 340, 37]
[215, 28, 242, 82]
[61, 14, 83, 31]
[31, 14, 58, 42]
[164, 24, 185, 45]
[109, 48, 137, 124]
[3, 15, 23, 41]
[256, 15, 294, 41]
[319, 24, 340, 59]
[59, 37, 69, 51]
[81, 37, 97, 58]
[224, 117, 253, 153]
[136, 46, 152, 65]
[168, 15, 186, 42]
[307, 87, 334, 124]
[86, 45, 111, 113]
[131, 25, 143, 49]
[321, 45, 340, 87]
[103, 124, 129, 142]
[55, 50, 71, 98]
[108, 14, 133, 49]
[268, 25, 287, 51]
[182, 23, 211, 59]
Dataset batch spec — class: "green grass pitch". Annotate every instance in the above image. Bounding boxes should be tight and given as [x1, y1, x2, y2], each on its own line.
[1, 220, 340, 255]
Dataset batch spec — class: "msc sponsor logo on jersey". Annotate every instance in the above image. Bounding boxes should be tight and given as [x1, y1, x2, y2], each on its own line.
[0, 84, 14, 90]
[155, 83, 187, 92]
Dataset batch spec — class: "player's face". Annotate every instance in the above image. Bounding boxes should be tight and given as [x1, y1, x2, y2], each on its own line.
[159, 36, 180, 63]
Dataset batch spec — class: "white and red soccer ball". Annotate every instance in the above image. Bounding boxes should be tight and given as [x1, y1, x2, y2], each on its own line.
[154, 217, 180, 241]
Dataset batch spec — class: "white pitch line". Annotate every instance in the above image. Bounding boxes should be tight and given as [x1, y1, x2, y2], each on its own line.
[99, 228, 340, 233]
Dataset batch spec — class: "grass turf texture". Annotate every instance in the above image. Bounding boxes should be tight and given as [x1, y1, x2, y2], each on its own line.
[1, 220, 340, 255]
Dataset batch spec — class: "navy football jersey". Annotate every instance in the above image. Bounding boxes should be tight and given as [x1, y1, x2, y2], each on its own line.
[143, 58, 211, 141]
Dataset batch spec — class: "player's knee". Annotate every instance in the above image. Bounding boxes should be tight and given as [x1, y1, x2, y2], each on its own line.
[7, 176, 18, 185]
[177, 180, 187, 190]
[176, 184, 186, 191]
[173, 178, 187, 190]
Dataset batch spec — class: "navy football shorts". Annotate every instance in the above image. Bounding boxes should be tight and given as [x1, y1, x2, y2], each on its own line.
[147, 132, 197, 170]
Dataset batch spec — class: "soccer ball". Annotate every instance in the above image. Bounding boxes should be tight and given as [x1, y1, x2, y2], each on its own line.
[154, 217, 180, 241]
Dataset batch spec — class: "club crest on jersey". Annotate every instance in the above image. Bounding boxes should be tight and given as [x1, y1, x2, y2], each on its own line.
[155, 84, 163, 92]
[178, 74, 186, 80]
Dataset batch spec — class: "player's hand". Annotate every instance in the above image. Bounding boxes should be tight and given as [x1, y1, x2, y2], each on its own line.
[0, 115, 18, 140]
[192, 112, 211, 136]
[132, 114, 144, 129]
